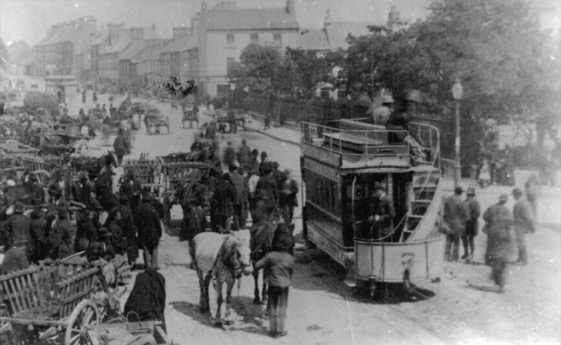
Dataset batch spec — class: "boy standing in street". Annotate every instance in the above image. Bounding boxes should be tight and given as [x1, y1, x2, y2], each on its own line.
[512, 187, 535, 265]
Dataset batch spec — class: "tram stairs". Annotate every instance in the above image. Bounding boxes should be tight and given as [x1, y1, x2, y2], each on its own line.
[399, 167, 443, 242]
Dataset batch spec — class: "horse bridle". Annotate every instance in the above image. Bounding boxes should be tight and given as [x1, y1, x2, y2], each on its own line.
[218, 238, 250, 279]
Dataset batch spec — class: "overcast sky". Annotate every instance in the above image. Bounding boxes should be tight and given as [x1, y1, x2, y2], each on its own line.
[0, 0, 432, 46]
[2, 0, 559, 46]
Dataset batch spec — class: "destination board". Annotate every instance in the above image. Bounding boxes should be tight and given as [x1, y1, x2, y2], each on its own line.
[304, 159, 340, 181]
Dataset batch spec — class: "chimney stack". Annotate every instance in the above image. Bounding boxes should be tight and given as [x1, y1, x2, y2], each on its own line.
[286, 0, 295, 14]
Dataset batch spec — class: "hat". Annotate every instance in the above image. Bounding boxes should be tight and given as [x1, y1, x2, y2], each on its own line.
[454, 186, 464, 194]
[512, 187, 523, 196]
[499, 194, 508, 202]
[229, 163, 239, 171]
[14, 201, 25, 213]
[373, 182, 384, 191]
[381, 95, 394, 104]
[252, 149, 259, 155]
[261, 151, 268, 157]
[467, 187, 476, 195]
[126, 170, 134, 177]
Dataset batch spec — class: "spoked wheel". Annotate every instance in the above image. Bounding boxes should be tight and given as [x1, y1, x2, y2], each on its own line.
[65, 300, 99, 345]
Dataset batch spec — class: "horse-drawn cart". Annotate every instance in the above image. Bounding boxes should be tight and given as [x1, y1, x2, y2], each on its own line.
[0, 261, 105, 345]
[123, 157, 163, 194]
[145, 115, 170, 135]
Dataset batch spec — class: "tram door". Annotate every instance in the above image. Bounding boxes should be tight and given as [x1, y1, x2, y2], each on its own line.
[343, 172, 410, 243]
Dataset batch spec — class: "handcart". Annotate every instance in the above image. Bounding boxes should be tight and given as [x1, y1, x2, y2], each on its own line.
[0, 261, 105, 345]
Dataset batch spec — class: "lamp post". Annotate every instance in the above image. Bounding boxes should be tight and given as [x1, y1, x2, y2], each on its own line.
[452, 79, 463, 188]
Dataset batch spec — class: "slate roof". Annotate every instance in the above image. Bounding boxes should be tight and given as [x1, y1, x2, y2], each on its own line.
[299, 29, 329, 51]
[120, 41, 147, 60]
[202, 8, 298, 31]
[131, 41, 165, 63]
[325, 22, 372, 50]
[161, 35, 191, 54]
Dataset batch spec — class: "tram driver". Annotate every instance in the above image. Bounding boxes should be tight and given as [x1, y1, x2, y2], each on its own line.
[367, 182, 396, 241]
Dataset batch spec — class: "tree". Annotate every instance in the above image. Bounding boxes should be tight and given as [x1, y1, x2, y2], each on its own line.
[344, 0, 557, 167]
[228, 44, 282, 94]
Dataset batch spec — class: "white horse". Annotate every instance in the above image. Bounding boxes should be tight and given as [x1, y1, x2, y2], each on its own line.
[190, 232, 253, 322]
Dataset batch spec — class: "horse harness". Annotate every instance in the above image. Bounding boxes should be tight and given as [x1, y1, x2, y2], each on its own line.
[211, 235, 247, 280]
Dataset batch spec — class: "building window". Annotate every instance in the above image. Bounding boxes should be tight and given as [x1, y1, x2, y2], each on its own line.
[273, 33, 282, 45]
[226, 34, 235, 47]
[227, 57, 235, 74]
[250, 33, 259, 44]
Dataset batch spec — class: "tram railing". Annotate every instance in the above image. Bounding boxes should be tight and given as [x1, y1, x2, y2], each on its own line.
[300, 120, 440, 167]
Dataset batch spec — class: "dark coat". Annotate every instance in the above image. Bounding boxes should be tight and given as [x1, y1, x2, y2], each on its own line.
[113, 134, 130, 156]
[369, 194, 396, 236]
[256, 175, 278, 202]
[465, 198, 481, 236]
[212, 180, 236, 216]
[49, 217, 75, 259]
[230, 172, 247, 206]
[134, 202, 162, 251]
[119, 179, 142, 210]
[279, 178, 299, 208]
[119, 203, 138, 261]
[444, 194, 469, 235]
[237, 144, 252, 166]
[124, 268, 166, 325]
[5, 213, 33, 248]
[483, 203, 514, 262]
[513, 198, 535, 234]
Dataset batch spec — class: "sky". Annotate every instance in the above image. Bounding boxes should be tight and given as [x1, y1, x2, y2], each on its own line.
[0, 0, 432, 46]
[1, 0, 559, 47]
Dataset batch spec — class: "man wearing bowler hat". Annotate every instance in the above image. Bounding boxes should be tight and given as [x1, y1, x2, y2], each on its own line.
[367, 182, 395, 240]
[443, 186, 469, 262]
[463, 187, 481, 260]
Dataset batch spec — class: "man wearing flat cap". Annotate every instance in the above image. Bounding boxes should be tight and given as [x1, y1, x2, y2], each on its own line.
[443, 186, 469, 261]
[483, 194, 514, 293]
[367, 182, 395, 240]
[512, 187, 535, 265]
[49, 202, 75, 259]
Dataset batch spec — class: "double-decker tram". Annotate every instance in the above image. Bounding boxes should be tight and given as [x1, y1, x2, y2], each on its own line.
[300, 118, 445, 292]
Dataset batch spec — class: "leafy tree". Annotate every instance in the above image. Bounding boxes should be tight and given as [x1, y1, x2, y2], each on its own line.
[344, 0, 557, 167]
[228, 44, 282, 94]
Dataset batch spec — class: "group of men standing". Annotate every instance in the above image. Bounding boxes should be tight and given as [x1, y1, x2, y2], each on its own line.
[179, 137, 299, 242]
[443, 180, 536, 293]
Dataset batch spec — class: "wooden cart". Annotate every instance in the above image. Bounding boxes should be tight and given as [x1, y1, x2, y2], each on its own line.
[123, 157, 163, 195]
[0, 261, 105, 345]
[146, 116, 170, 135]
[158, 154, 208, 225]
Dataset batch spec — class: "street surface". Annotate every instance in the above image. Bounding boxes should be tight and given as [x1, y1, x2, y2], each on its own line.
[80, 93, 561, 345]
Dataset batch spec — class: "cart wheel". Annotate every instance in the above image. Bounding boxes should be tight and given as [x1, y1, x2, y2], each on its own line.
[65, 299, 99, 345]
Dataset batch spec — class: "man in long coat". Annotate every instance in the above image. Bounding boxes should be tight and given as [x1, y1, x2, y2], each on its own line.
[512, 187, 535, 265]
[279, 169, 299, 225]
[4, 202, 34, 262]
[134, 192, 162, 268]
[211, 173, 236, 233]
[229, 164, 248, 230]
[483, 194, 514, 293]
[462, 187, 481, 260]
[237, 138, 252, 172]
[113, 128, 131, 167]
[49, 203, 75, 260]
[443, 186, 469, 262]
[119, 195, 138, 266]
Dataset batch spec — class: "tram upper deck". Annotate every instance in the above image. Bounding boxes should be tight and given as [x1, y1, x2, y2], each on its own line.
[300, 119, 440, 170]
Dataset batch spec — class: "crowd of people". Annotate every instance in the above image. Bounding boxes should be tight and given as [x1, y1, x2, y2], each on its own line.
[442, 177, 537, 293]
